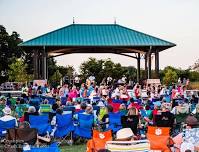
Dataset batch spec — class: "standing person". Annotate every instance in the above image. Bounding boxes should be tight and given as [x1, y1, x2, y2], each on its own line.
[134, 85, 140, 99]
[59, 84, 69, 98]
[171, 85, 176, 100]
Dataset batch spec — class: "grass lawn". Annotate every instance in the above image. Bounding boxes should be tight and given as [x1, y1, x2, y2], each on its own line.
[60, 144, 86, 152]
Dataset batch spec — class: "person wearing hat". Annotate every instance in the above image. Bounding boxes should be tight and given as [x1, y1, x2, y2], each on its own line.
[115, 128, 135, 141]
[0, 107, 18, 127]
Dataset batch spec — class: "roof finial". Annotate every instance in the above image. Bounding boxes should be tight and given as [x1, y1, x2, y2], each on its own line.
[73, 17, 75, 24]
[114, 17, 117, 24]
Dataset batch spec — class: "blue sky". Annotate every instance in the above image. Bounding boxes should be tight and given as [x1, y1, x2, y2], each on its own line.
[1, 0, 199, 72]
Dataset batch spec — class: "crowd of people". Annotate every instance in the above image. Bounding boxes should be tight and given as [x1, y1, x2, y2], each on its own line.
[0, 76, 198, 151]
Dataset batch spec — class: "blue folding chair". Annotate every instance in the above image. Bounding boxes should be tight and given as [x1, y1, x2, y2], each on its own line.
[112, 99, 123, 104]
[46, 97, 56, 105]
[29, 98, 41, 111]
[61, 97, 67, 105]
[63, 106, 76, 114]
[83, 98, 91, 104]
[74, 113, 94, 139]
[29, 115, 52, 135]
[23, 142, 60, 152]
[107, 112, 122, 133]
[0, 119, 16, 137]
[54, 113, 74, 143]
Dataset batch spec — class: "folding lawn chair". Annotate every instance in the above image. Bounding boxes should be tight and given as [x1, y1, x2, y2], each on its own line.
[54, 113, 74, 145]
[29, 115, 52, 135]
[40, 104, 52, 115]
[0, 119, 16, 138]
[87, 129, 112, 152]
[147, 126, 173, 152]
[106, 112, 122, 133]
[74, 113, 94, 139]
[105, 140, 150, 152]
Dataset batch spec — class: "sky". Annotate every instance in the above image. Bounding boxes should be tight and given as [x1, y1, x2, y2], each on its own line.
[0, 0, 199, 73]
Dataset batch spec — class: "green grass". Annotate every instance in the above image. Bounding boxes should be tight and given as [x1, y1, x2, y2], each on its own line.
[60, 144, 86, 152]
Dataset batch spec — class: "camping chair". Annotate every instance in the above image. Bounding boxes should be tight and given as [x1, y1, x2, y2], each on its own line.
[0, 119, 16, 138]
[60, 97, 67, 105]
[23, 143, 60, 152]
[121, 115, 139, 135]
[105, 140, 150, 152]
[147, 126, 173, 152]
[45, 97, 56, 105]
[63, 106, 75, 114]
[87, 129, 112, 152]
[106, 112, 122, 133]
[39, 104, 52, 115]
[74, 113, 94, 139]
[29, 115, 52, 135]
[54, 113, 74, 145]
[4, 128, 59, 152]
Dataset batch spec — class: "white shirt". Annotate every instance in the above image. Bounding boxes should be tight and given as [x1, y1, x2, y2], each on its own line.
[0, 115, 18, 127]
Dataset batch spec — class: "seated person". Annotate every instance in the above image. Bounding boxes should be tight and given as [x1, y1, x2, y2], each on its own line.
[121, 107, 139, 135]
[0, 107, 18, 127]
[23, 106, 39, 122]
[115, 128, 135, 141]
[19, 121, 51, 145]
[173, 114, 199, 152]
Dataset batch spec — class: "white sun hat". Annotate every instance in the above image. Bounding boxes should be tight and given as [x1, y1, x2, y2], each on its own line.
[3, 107, 12, 115]
[116, 128, 134, 140]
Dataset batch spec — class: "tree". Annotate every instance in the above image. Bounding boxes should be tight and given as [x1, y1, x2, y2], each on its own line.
[0, 25, 24, 83]
[49, 70, 62, 87]
[8, 59, 33, 83]
[163, 69, 178, 85]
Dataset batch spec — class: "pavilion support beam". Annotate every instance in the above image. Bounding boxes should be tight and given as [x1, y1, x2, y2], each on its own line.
[137, 53, 141, 83]
[145, 53, 148, 79]
[42, 47, 47, 80]
[155, 50, 159, 78]
[148, 47, 152, 79]
[33, 50, 39, 79]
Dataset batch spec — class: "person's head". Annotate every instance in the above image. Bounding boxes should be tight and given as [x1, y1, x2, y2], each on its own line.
[127, 107, 138, 116]
[80, 102, 87, 110]
[130, 98, 134, 103]
[107, 105, 113, 113]
[52, 103, 59, 111]
[145, 105, 150, 110]
[20, 99, 25, 104]
[56, 108, 63, 115]
[116, 128, 134, 141]
[85, 104, 93, 114]
[19, 121, 30, 129]
[28, 106, 36, 113]
[119, 104, 126, 111]
[3, 107, 12, 115]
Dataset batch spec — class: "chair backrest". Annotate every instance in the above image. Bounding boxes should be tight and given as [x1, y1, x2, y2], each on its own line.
[29, 115, 51, 135]
[63, 106, 75, 114]
[78, 113, 94, 129]
[56, 113, 73, 127]
[87, 130, 112, 152]
[6, 128, 37, 145]
[60, 97, 67, 105]
[0, 119, 16, 136]
[40, 104, 52, 113]
[29, 115, 49, 125]
[108, 112, 122, 133]
[147, 126, 172, 151]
